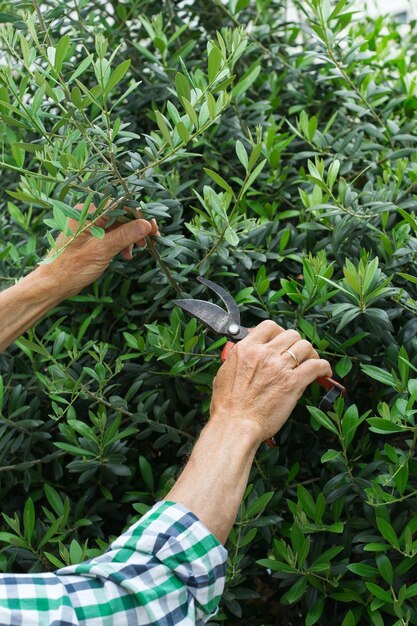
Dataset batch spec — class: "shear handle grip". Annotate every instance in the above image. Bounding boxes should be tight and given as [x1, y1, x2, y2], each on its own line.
[316, 376, 346, 395]
[220, 340, 237, 363]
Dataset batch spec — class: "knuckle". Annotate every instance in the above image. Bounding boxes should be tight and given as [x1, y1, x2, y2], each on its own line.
[259, 319, 279, 330]
[279, 370, 297, 390]
[286, 329, 301, 341]
[93, 237, 106, 252]
[93, 239, 111, 259]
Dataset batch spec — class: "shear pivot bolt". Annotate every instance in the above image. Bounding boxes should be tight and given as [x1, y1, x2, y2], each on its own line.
[228, 323, 240, 335]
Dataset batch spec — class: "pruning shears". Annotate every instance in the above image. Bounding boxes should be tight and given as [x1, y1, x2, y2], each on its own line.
[173, 277, 346, 447]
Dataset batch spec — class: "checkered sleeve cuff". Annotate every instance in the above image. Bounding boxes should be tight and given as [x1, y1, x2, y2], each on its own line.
[58, 500, 228, 625]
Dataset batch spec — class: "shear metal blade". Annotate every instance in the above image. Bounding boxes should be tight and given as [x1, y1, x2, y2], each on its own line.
[172, 299, 233, 336]
[197, 277, 240, 324]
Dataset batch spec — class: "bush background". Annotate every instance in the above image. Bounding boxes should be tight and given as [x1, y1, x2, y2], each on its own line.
[1, 0, 417, 624]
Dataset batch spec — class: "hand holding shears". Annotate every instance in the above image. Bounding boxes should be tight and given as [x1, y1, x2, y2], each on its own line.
[174, 277, 346, 446]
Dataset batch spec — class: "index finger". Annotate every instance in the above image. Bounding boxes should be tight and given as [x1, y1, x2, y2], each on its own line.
[246, 320, 285, 344]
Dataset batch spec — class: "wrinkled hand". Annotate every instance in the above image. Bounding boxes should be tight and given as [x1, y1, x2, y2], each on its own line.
[38, 204, 159, 299]
[209, 320, 332, 444]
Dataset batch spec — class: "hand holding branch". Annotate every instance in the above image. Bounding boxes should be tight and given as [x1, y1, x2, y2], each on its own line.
[0, 206, 159, 352]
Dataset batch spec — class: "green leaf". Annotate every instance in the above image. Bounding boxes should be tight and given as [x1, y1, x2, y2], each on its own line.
[50, 200, 82, 222]
[69, 539, 84, 564]
[54, 443, 96, 457]
[365, 582, 391, 603]
[69, 55, 93, 83]
[335, 356, 353, 378]
[19, 34, 33, 67]
[15, 337, 50, 357]
[347, 563, 378, 577]
[155, 110, 173, 146]
[376, 518, 400, 548]
[394, 463, 409, 496]
[224, 227, 239, 246]
[69, 419, 96, 442]
[307, 406, 338, 434]
[38, 517, 65, 549]
[321, 449, 340, 463]
[367, 418, 404, 434]
[405, 583, 417, 599]
[364, 543, 390, 553]
[376, 554, 393, 585]
[106, 59, 131, 92]
[139, 455, 154, 492]
[236, 140, 249, 171]
[44, 485, 64, 517]
[239, 527, 257, 547]
[0, 532, 27, 548]
[11, 143, 25, 168]
[203, 168, 233, 194]
[55, 34, 70, 73]
[176, 121, 190, 143]
[398, 207, 417, 232]
[297, 484, 316, 519]
[311, 546, 344, 567]
[181, 97, 198, 127]
[90, 225, 105, 239]
[245, 491, 274, 519]
[241, 159, 267, 196]
[327, 159, 340, 190]
[282, 576, 307, 604]
[306, 598, 324, 626]
[70, 86, 83, 109]
[232, 62, 261, 99]
[207, 92, 216, 119]
[361, 365, 396, 387]
[398, 272, 417, 285]
[44, 552, 65, 568]
[341, 611, 355, 626]
[175, 72, 191, 101]
[23, 498, 35, 542]
[256, 558, 297, 574]
[208, 46, 223, 83]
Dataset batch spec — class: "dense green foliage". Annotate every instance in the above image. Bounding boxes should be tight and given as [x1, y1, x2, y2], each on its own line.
[1, 0, 417, 623]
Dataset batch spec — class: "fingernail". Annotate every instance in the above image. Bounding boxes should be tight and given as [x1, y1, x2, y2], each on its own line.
[149, 218, 158, 233]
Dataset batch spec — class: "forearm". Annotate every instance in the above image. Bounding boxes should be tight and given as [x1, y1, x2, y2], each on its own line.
[164, 416, 260, 544]
[0, 267, 63, 352]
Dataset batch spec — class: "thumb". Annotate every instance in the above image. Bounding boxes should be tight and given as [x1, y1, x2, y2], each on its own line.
[103, 220, 152, 257]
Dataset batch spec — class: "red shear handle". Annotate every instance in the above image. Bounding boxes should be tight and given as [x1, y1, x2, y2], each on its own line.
[221, 340, 236, 364]
[316, 377, 346, 395]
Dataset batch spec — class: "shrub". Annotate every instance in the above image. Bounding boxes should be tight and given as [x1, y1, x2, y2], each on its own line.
[1, 0, 417, 624]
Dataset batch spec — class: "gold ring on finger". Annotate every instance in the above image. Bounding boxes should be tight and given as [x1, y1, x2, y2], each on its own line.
[285, 348, 299, 367]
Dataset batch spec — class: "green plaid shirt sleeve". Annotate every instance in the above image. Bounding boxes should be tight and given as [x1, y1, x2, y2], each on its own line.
[0, 500, 227, 626]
